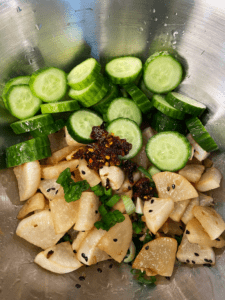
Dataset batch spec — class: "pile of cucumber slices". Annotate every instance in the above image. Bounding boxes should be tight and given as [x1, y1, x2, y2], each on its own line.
[3, 51, 218, 171]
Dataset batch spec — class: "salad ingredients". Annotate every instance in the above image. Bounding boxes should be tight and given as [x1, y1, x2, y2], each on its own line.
[152, 172, 198, 201]
[99, 166, 125, 190]
[17, 193, 46, 220]
[41, 99, 80, 114]
[41, 159, 79, 179]
[178, 164, 205, 183]
[143, 197, 174, 234]
[34, 242, 83, 274]
[186, 133, 210, 161]
[122, 195, 136, 215]
[181, 197, 200, 224]
[30, 119, 66, 138]
[194, 167, 222, 192]
[169, 199, 191, 222]
[39, 178, 63, 200]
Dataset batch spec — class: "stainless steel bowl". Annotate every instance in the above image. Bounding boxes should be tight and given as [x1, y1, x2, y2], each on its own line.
[1, 1, 225, 299]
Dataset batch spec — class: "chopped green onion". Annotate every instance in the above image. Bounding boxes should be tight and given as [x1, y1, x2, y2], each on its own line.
[94, 210, 125, 231]
[132, 220, 145, 234]
[148, 165, 161, 181]
[57, 168, 90, 202]
[122, 195, 136, 215]
[137, 166, 152, 180]
[99, 204, 108, 216]
[130, 269, 156, 285]
[124, 241, 136, 263]
[143, 229, 154, 244]
[91, 184, 105, 196]
[100, 194, 109, 204]
[104, 187, 112, 196]
[106, 194, 120, 207]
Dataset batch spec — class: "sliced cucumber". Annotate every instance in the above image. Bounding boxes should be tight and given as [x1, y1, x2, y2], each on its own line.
[29, 67, 67, 102]
[120, 88, 129, 98]
[139, 79, 154, 99]
[186, 117, 218, 152]
[106, 97, 142, 126]
[67, 58, 101, 90]
[105, 57, 142, 84]
[6, 136, 50, 155]
[152, 94, 185, 120]
[41, 100, 80, 114]
[67, 109, 103, 143]
[107, 118, 142, 159]
[143, 51, 183, 93]
[30, 119, 66, 137]
[10, 114, 54, 134]
[2, 76, 31, 109]
[151, 110, 186, 134]
[6, 85, 42, 120]
[68, 75, 108, 107]
[6, 145, 51, 168]
[166, 92, 206, 116]
[146, 132, 192, 171]
[123, 83, 153, 113]
[93, 83, 119, 115]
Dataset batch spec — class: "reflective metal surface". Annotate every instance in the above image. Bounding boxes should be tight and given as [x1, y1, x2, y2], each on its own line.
[0, 0, 225, 299]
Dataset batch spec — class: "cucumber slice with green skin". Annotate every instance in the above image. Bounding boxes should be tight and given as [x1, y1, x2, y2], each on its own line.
[106, 98, 142, 126]
[139, 79, 153, 100]
[67, 109, 103, 144]
[151, 110, 187, 134]
[146, 132, 192, 172]
[123, 83, 153, 113]
[105, 57, 142, 84]
[6, 145, 51, 168]
[143, 51, 183, 94]
[2, 76, 31, 109]
[93, 83, 119, 115]
[107, 118, 142, 160]
[6, 85, 42, 120]
[166, 92, 206, 117]
[30, 119, 66, 137]
[186, 117, 218, 152]
[29, 67, 67, 102]
[41, 100, 80, 114]
[68, 75, 108, 107]
[6, 136, 50, 155]
[67, 58, 101, 90]
[152, 94, 185, 120]
[10, 114, 54, 134]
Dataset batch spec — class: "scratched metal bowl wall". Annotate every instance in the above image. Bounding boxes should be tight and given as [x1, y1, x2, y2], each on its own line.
[0, 1, 225, 299]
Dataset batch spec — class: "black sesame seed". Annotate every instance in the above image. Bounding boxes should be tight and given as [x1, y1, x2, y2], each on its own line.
[81, 253, 88, 262]
[149, 210, 153, 213]
[55, 190, 59, 195]
[128, 186, 131, 190]
[151, 199, 154, 204]
[186, 259, 190, 263]
[186, 230, 190, 234]
[73, 250, 77, 253]
[47, 188, 51, 192]
[204, 259, 209, 262]
[167, 187, 170, 191]
[47, 250, 54, 259]
[113, 239, 118, 242]
[81, 170, 86, 175]
[203, 264, 212, 267]
[208, 259, 212, 263]
[97, 268, 102, 273]
[75, 284, 81, 289]
[41, 178, 44, 180]
[95, 210, 98, 214]
[51, 187, 56, 190]
[109, 264, 113, 269]
[76, 165, 79, 168]
[216, 238, 220, 241]
[79, 276, 85, 281]
[145, 246, 149, 250]
[172, 184, 176, 189]
[194, 253, 199, 257]
[82, 231, 85, 232]
[192, 261, 195, 264]
[165, 277, 170, 281]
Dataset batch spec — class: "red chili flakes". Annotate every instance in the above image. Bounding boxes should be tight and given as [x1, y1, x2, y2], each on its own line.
[133, 178, 155, 200]
[120, 160, 138, 184]
[73, 125, 132, 171]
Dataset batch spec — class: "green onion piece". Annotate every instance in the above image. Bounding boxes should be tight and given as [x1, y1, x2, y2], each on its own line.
[130, 269, 156, 285]
[104, 187, 112, 196]
[148, 165, 161, 181]
[91, 184, 105, 196]
[100, 194, 109, 204]
[99, 204, 108, 216]
[122, 195, 136, 215]
[56, 168, 90, 202]
[94, 210, 125, 231]
[106, 194, 120, 207]
[124, 241, 136, 263]
[137, 166, 152, 180]
[132, 220, 145, 234]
